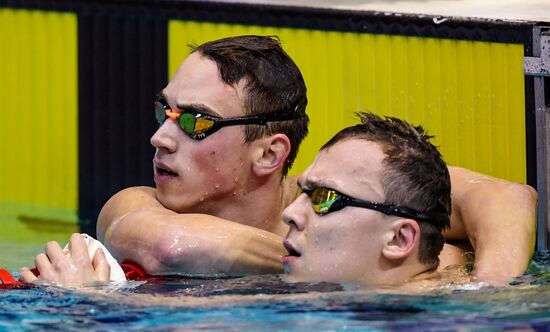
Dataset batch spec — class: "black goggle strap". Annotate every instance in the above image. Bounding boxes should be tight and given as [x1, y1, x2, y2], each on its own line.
[208, 108, 307, 127]
[344, 198, 448, 221]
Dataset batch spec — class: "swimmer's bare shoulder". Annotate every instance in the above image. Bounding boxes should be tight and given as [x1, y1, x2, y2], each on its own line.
[97, 186, 163, 242]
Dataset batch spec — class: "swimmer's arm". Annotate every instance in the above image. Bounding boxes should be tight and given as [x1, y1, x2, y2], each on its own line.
[445, 166, 537, 284]
[97, 187, 285, 275]
[97, 186, 163, 243]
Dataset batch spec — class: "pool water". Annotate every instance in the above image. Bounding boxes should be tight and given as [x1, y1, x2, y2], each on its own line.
[1, 246, 550, 330]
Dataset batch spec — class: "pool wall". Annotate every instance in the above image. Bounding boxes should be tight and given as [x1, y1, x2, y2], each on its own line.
[0, 8, 79, 244]
[0, 0, 544, 247]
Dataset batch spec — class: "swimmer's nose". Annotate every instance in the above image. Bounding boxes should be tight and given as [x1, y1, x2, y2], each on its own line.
[282, 194, 308, 231]
[151, 119, 179, 153]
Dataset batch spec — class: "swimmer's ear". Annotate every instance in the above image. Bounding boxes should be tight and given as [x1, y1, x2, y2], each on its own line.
[381, 219, 419, 261]
[251, 133, 291, 176]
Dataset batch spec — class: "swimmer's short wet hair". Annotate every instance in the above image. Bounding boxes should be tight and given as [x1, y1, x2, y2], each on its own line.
[321, 112, 451, 269]
[191, 35, 309, 176]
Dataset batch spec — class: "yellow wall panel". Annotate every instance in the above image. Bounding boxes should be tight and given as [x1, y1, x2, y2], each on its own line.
[168, 20, 526, 183]
[0, 9, 78, 227]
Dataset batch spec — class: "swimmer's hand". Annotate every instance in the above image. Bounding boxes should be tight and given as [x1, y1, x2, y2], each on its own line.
[19, 233, 111, 288]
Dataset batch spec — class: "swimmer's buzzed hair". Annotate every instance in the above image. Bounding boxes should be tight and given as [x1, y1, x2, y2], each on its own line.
[321, 112, 451, 269]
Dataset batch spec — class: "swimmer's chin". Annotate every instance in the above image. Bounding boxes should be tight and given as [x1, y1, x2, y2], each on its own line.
[154, 190, 185, 213]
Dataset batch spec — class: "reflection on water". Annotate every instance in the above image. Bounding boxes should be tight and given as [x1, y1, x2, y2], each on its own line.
[131, 274, 344, 297]
[1, 248, 550, 330]
[2, 275, 550, 330]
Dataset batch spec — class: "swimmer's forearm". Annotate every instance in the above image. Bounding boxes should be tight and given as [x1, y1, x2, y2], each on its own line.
[106, 208, 285, 275]
[97, 186, 285, 275]
[448, 166, 537, 283]
[468, 185, 536, 283]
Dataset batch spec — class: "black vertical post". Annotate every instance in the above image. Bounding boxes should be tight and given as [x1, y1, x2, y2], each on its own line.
[78, 6, 167, 236]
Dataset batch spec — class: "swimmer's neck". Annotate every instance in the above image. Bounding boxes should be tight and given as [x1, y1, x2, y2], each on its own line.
[193, 173, 290, 236]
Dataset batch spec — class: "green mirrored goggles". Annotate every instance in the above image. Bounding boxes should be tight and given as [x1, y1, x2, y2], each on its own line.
[155, 98, 305, 140]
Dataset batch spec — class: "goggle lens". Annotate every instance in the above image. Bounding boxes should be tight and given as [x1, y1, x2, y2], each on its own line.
[155, 100, 168, 125]
[178, 112, 196, 133]
[185, 115, 215, 135]
[311, 187, 339, 214]
[298, 187, 340, 215]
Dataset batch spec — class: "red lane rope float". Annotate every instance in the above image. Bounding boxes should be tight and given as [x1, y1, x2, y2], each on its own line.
[120, 260, 148, 280]
[0, 268, 24, 289]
